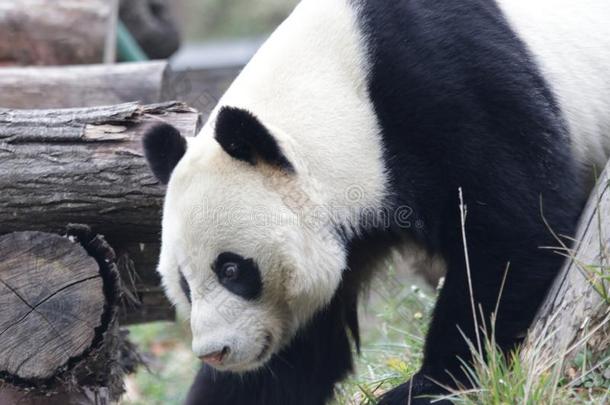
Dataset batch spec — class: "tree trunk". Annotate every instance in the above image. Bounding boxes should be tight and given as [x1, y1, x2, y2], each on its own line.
[0, 0, 118, 66]
[0, 230, 135, 404]
[528, 161, 610, 358]
[0, 61, 170, 109]
[0, 101, 201, 324]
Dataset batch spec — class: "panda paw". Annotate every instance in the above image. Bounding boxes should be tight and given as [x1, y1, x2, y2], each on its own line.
[376, 373, 453, 405]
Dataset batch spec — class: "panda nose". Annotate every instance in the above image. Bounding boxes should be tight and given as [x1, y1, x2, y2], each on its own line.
[199, 346, 231, 365]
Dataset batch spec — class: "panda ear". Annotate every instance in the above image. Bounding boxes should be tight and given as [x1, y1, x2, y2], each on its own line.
[142, 123, 188, 184]
[215, 106, 294, 172]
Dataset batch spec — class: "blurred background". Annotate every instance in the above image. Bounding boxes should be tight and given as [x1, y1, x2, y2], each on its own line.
[169, 0, 300, 69]
[169, 0, 298, 77]
[180, 0, 298, 41]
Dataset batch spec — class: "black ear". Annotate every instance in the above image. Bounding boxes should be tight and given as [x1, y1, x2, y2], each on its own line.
[215, 106, 294, 171]
[142, 123, 187, 184]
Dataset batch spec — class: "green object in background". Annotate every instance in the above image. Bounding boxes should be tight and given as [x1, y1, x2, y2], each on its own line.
[117, 20, 149, 62]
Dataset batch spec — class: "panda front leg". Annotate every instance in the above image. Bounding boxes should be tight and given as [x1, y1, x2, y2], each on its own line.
[377, 236, 565, 405]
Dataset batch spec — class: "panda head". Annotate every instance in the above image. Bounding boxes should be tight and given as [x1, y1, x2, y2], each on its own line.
[143, 106, 347, 372]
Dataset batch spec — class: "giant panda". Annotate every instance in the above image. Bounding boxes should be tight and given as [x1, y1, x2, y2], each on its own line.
[142, 0, 610, 404]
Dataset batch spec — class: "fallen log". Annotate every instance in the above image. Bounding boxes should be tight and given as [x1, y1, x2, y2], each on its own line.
[0, 230, 134, 404]
[0, 101, 199, 242]
[0, 101, 201, 324]
[0, 61, 170, 109]
[528, 161, 610, 360]
[0, 0, 117, 66]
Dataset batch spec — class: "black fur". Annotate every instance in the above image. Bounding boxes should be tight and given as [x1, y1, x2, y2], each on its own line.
[142, 123, 187, 184]
[355, 0, 586, 403]
[184, 283, 357, 405]
[212, 252, 263, 301]
[215, 106, 294, 171]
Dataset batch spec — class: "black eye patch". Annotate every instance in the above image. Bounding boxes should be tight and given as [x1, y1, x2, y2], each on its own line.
[179, 270, 191, 303]
[212, 252, 262, 301]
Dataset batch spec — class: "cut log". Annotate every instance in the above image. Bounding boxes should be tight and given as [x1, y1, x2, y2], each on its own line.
[0, 1, 118, 66]
[0, 232, 104, 380]
[0, 230, 133, 404]
[0, 101, 201, 324]
[0, 61, 170, 109]
[528, 161, 610, 359]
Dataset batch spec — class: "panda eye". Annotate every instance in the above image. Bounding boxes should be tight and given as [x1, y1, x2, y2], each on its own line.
[213, 252, 262, 301]
[221, 262, 239, 280]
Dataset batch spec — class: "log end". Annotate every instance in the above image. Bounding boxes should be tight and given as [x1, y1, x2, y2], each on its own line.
[0, 230, 123, 393]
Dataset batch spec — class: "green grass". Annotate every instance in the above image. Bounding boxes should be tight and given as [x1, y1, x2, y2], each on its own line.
[438, 320, 610, 405]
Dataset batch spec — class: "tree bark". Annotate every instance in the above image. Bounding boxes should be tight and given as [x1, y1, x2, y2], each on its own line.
[0, 230, 134, 404]
[0, 0, 117, 66]
[0, 61, 170, 109]
[528, 161, 610, 358]
[0, 101, 201, 324]
[0, 232, 105, 381]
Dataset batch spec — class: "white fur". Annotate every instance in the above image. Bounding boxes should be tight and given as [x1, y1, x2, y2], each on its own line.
[157, 0, 387, 372]
[496, 0, 610, 172]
